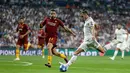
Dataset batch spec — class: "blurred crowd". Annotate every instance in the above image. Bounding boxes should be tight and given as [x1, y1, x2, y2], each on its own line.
[0, 0, 130, 48]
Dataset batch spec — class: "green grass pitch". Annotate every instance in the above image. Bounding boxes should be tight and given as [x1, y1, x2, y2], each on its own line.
[0, 56, 130, 73]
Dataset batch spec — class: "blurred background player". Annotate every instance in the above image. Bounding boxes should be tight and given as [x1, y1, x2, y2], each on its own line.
[37, 26, 46, 58]
[59, 10, 105, 71]
[40, 9, 75, 68]
[125, 21, 130, 51]
[104, 24, 128, 60]
[15, 17, 31, 60]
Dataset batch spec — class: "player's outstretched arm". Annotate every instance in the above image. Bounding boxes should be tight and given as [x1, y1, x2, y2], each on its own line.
[63, 26, 76, 36]
[91, 24, 97, 40]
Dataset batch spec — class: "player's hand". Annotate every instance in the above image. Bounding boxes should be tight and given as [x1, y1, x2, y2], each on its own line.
[72, 33, 76, 37]
[20, 35, 24, 39]
[92, 36, 96, 40]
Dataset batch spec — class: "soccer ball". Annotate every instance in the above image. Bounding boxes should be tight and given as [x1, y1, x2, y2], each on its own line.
[59, 64, 67, 72]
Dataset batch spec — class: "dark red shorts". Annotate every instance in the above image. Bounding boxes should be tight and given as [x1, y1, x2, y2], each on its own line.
[16, 36, 28, 46]
[45, 36, 57, 45]
[38, 39, 44, 47]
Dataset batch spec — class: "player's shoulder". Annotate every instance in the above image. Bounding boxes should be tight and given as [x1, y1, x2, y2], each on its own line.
[115, 29, 118, 32]
[85, 17, 94, 23]
[24, 23, 28, 26]
[44, 17, 49, 20]
[88, 17, 94, 21]
[55, 18, 62, 21]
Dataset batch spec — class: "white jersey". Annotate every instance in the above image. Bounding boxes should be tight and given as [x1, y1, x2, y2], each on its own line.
[115, 28, 127, 42]
[83, 17, 95, 41]
[78, 17, 101, 51]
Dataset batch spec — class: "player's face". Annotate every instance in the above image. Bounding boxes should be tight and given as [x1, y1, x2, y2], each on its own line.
[80, 13, 88, 21]
[50, 11, 57, 18]
[19, 19, 24, 24]
[117, 24, 122, 29]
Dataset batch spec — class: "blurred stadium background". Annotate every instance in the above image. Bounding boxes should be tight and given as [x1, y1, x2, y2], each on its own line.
[0, 0, 130, 73]
[0, 0, 130, 55]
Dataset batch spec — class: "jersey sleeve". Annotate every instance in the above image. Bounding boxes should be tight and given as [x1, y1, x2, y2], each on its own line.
[115, 29, 117, 34]
[41, 17, 47, 26]
[25, 24, 30, 31]
[122, 29, 127, 34]
[91, 18, 96, 27]
[58, 19, 64, 28]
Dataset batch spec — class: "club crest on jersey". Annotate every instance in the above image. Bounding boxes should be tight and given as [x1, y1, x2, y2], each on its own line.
[48, 22, 56, 26]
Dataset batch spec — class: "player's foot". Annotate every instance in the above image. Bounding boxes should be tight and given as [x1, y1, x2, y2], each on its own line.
[59, 62, 64, 65]
[99, 52, 105, 56]
[42, 56, 45, 58]
[45, 63, 51, 68]
[59, 62, 68, 69]
[121, 57, 124, 60]
[14, 58, 20, 61]
[109, 57, 114, 60]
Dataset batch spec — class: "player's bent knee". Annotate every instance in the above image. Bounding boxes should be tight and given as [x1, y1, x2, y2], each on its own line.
[38, 45, 42, 49]
[47, 43, 53, 49]
[16, 45, 20, 49]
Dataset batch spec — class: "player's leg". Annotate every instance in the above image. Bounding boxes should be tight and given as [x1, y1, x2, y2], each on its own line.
[64, 48, 84, 67]
[24, 42, 32, 51]
[45, 37, 55, 67]
[52, 47, 68, 63]
[15, 39, 21, 60]
[110, 48, 119, 60]
[44, 42, 53, 67]
[15, 45, 20, 60]
[61, 42, 87, 67]
[37, 45, 45, 58]
[24, 37, 31, 51]
[121, 50, 124, 59]
[94, 40, 105, 55]
[45, 37, 58, 67]
[40, 44, 45, 58]
[119, 40, 127, 59]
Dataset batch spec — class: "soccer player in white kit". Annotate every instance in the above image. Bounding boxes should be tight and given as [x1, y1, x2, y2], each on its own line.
[104, 24, 128, 60]
[59, 10, 105, 70]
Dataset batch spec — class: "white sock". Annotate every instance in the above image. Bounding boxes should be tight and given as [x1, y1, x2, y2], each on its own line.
[121, 51, 124, 58]
[66, 55, 77, 66]
[112, 50, 118, 59]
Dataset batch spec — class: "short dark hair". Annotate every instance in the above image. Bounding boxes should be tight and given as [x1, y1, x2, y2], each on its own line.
[20, 16, 25, 19]
[81, 10, 88, 14]
[50, 9, 56, 12]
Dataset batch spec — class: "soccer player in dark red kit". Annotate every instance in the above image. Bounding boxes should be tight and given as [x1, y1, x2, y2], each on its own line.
[40, 10, 75, 68]
[126, 21, 130, 51]
[37, 27, 46, 58]
[15, 17, 31, 60]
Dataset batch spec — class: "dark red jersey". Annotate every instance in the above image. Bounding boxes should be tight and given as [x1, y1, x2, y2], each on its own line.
[126, 23, 130, 33]
[41, 17, 64, 36]
[16, 23, 30, 36]
[38, 29, 46, 40]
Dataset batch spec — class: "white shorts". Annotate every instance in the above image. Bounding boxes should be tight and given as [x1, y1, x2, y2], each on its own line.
[125, 34, 130, 49]
[117, 40, 128, 51]
[78, 39, 100, 52]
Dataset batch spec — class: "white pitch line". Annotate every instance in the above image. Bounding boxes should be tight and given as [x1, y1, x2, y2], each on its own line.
[20, 62, 33, 66]
[0, 60, 33, 66]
